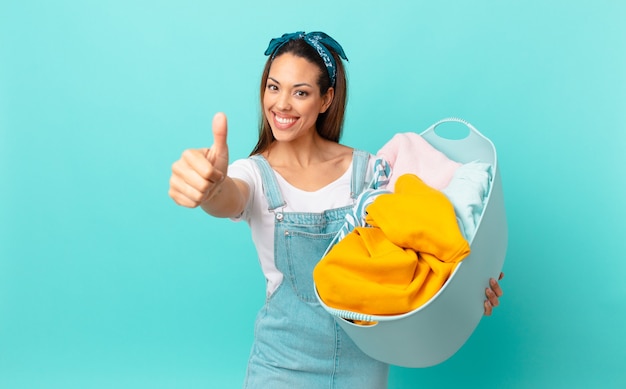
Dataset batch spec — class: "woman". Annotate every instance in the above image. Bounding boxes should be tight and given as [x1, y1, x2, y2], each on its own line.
[169, 31, 504, 388]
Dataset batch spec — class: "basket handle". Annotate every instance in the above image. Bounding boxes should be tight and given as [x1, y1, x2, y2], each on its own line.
[432, 117, 477, 133]
[423, 117, 488, 142]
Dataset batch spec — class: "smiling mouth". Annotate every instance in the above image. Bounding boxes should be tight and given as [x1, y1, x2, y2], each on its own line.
[274, 113, 297, 125]
[272, 112, 299, 129]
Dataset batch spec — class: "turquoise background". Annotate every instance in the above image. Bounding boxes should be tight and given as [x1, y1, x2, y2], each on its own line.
[1, 0, 625, 388]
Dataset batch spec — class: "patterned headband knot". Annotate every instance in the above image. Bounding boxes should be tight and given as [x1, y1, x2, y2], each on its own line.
[264, 31, 348, 86]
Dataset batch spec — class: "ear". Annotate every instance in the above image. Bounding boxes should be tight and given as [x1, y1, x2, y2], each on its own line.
[320, 87, 334, 114]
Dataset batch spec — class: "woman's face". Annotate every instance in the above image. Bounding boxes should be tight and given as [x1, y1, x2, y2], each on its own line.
[263, 53, 334, 143]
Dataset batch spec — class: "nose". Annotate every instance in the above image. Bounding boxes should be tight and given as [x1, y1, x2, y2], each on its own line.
[275, 91, 291, 111]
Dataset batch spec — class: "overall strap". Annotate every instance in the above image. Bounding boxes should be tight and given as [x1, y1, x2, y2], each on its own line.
[249, 155, 286, 211]
[350, 149, 370, 199]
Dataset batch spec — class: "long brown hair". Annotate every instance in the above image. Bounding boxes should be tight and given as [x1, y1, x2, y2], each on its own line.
[250, 38, 348, 156]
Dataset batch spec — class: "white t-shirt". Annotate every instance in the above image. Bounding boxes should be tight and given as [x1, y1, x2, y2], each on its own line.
[228, 156, 369, 297]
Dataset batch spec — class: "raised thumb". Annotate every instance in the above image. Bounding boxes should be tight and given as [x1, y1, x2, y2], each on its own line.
[211, 112, 228, 153]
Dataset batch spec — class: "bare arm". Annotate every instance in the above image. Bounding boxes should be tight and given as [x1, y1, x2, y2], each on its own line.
[199, 176, 249, 218]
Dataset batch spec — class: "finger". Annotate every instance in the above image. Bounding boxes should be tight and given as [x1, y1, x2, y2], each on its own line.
[169, 174, 206, 206]
[172, 157, 212, 193]
[486, 287, 500, 308]
[180, 149, 226, 187]
[169, 191, 199, 208]
[205, 113, 230, 181]
[207, 112, 229, 167]
[211, 112, 228, 154]
[499, 272, 505, 281]
[484, 300, 493, 316]
[490, 278, 504, 298]
[168, 185, 200, 208]
[173, 160, 222, 201]
[182, 149, 213, 178]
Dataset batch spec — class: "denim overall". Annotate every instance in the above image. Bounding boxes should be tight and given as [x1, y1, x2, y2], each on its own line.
[243, 151, 389, 389]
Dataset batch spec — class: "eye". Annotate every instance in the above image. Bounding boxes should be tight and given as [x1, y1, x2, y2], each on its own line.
[294, 90, 308, 97]
[266, 84, 278, 92]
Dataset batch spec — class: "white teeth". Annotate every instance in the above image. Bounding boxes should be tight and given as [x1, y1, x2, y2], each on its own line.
[275, 115, 296, 124]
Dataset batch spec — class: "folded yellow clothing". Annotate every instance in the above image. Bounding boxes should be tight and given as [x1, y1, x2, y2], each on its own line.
[313, 174, 470, 316]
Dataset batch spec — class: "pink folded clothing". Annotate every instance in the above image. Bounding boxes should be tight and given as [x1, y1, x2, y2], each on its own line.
[376, 133, 462, 190]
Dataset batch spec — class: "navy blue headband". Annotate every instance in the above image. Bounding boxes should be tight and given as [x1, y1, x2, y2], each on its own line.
[264, 31, 348, 86]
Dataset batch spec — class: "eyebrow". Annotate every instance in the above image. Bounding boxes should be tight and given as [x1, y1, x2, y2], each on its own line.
[268, 77, 313, 88]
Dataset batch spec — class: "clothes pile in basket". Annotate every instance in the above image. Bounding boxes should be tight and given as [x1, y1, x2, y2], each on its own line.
[313, 132, 493, 317]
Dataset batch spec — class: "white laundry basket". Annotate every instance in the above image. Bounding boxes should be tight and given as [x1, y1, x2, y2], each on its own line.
[315, 118, 508, 368]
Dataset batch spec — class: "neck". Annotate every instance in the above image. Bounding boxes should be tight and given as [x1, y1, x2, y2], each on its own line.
[265, 132, 330, 168]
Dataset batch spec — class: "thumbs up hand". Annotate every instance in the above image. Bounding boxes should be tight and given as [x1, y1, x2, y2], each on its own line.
[169, 112, 231, 208]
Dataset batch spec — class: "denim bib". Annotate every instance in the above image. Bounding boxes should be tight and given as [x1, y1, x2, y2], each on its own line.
[243, 150, 389, 388]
